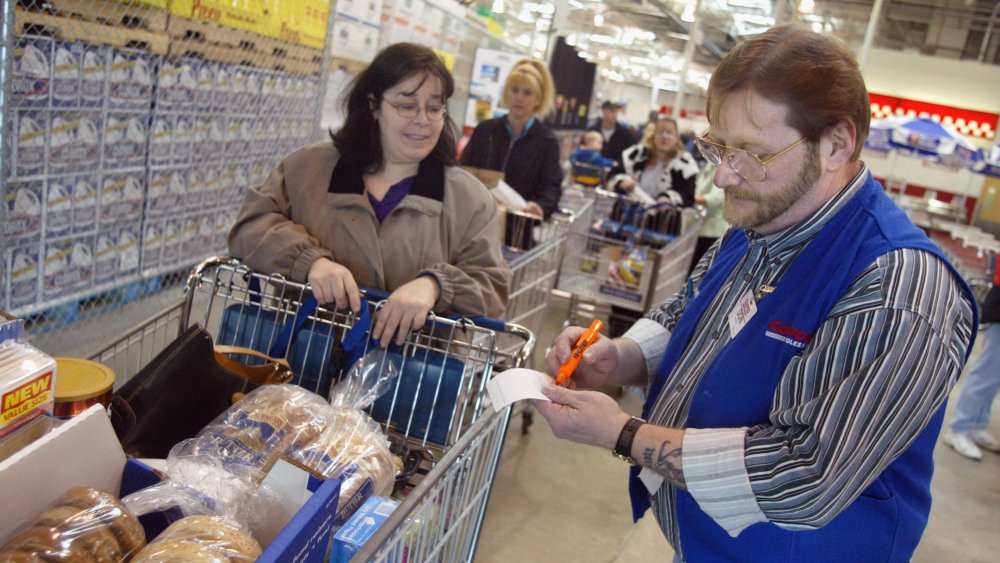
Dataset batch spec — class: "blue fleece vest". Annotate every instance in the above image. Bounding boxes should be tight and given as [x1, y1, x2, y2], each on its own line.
[630, 174, 977, 562]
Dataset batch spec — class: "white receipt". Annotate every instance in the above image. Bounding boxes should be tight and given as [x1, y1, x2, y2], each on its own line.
[487, 368, 552, 412]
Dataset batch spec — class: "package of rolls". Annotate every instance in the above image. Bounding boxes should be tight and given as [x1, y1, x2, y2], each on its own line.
[0, 487, 147, 560]
[120, 357, 401, 547]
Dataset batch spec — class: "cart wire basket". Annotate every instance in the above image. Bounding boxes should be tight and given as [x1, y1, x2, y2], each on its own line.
[88, 256, 535, 562]
[556, 188, 704, 316]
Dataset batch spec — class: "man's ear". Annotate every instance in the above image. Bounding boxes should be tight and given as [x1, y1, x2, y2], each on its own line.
[822, 121, 857, 171]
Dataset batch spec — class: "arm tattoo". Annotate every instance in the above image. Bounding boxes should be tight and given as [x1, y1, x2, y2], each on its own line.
[642, 440, 685, 487]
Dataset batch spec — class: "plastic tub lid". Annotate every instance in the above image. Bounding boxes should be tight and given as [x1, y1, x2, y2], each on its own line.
[53, 357, 115, 402]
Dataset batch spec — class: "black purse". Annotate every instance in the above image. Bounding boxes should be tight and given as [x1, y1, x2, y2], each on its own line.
[109, 323, 293, 458]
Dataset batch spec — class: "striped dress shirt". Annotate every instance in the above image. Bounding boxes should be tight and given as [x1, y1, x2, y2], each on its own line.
[622, 164, 975, 554]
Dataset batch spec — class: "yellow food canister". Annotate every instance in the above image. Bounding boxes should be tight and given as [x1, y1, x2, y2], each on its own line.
[53, 357, 116, 418]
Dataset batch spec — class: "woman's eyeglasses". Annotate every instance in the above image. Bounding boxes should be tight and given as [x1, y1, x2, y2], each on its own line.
[382, 98, 447, 122]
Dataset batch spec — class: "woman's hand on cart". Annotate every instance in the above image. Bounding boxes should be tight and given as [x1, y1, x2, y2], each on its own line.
[544, 326, 618, 390]
[308, 258, 362, 312]
[372, 276, 440, 346]
[523, 201, 544, 218]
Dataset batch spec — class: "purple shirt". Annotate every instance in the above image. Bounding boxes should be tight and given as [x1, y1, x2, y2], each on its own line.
[368, 176, 415, 223]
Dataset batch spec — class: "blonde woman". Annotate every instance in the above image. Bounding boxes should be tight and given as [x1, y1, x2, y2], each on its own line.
[611, 116, 699, 207]
[460, 59, 563, 219]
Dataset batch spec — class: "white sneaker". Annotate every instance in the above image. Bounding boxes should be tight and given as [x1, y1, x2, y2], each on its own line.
[943, 431, 983, 461]
[970, 430, 1000, 453]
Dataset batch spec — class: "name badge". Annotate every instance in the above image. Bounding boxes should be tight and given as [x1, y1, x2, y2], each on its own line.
[639, 467, 665, 495]
[728, 288, 757, 339]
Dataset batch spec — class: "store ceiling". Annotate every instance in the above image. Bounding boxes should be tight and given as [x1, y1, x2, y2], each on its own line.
[487, 0, 1000, 94]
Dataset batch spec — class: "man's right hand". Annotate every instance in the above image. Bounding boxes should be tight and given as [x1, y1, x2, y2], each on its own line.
[545, 326, 620, 389]
[307, 257, 361, 312]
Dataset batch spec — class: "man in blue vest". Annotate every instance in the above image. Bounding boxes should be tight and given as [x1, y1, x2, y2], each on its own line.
[533, 24, 977, 563]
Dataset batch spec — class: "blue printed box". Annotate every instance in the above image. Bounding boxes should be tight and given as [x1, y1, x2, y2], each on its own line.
[330, 497, 400, 562]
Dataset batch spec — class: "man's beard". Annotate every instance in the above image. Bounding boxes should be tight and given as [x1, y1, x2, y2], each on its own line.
[722, 144, 821, 230]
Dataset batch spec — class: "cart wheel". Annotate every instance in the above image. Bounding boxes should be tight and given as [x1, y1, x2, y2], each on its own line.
[521, 409, 534, 435]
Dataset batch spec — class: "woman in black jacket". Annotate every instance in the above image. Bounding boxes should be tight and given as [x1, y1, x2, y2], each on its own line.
[460, 59, 562, 219]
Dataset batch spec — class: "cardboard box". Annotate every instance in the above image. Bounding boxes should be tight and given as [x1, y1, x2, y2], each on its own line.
[10, 36, 52, 109]
[10, 109, 48, 179]
[42, 234, 94, 299]
[6, 241, 41, 310]
[160, 217, 184, 267]
[172, 114, 194, 166]
[149, 113, 174, 168]
[103, 112, 149, 170]
[117, 221, 142, 278]
[44, 178, 74, 240]
[93, 228, 118, 285]
[194, 61, 216, 112]
[99, 170, 146, 226]
[140, 219, 163, 273]
[171, 0, 269, 35]
[0, 404, 343, 562]
[330, 496, 399, 562]
[49, 110, 102, 175]
[4, 178, 44, 243]
[146, 168, 184, 219]
[70, 174, 100, 235]
[80, 43, 110, 109]
[51, 41, 82, 108]
[108, 49, 156, 111]
[155, 57, 198, 110]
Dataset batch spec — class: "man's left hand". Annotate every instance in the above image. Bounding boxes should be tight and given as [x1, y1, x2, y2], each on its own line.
[531, 384, 631, 450]
[373, 276, 439, 346]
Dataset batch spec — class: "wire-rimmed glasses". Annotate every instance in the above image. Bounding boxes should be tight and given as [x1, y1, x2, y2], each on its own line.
[693, 135, 806, 182]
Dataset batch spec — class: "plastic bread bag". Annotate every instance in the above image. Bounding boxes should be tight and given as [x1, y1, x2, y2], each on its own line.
[131, 515, 261, 562]
[288, 405, 398, 504]
[329, 347, 401, 410]
[0, 487, 147, 560]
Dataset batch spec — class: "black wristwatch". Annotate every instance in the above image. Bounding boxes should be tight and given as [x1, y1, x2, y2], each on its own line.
[612, 416, 645, 465]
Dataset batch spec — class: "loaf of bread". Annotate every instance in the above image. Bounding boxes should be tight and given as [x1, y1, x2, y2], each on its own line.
[132, 516, 261, 563]
[0, 486, 146, 561]
[291, 406, 397, 503]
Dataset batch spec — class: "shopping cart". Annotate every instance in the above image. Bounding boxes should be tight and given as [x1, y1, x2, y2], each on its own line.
[569, 161, 611, 188]
[87, 256, 535, 562]
[555, 188, 703, 324]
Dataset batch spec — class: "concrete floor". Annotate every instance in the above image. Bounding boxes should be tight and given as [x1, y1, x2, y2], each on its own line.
[476, 295, 1000, 563]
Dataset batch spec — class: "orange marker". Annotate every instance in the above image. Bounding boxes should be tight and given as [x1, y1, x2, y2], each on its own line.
[555, 319, 604, 386]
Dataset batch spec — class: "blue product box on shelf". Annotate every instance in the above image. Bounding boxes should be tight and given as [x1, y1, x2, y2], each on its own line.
[121, 459, 343, 563]
[330, 496, 400, 563]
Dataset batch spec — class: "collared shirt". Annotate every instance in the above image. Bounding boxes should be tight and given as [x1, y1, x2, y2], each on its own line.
[622, 164, 974, 553]
[505, 115, 536, 142]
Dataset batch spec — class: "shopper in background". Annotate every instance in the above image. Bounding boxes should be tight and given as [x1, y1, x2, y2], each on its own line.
[943, 264, 1000, 461]
[588, 100, 636, 166]
[610, 116, 699, 207]
[228, 43, 510, 345]
[459, 58, 561, 219]
[687, 162, 727, 276]
[532, 24, 976, 562]
[570, 130, 616, 169]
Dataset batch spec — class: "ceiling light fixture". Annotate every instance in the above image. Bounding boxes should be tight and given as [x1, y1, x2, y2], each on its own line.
[798, 0, 815, 14]
[594, 13, 604, 26]
[681, 5, 695, 23]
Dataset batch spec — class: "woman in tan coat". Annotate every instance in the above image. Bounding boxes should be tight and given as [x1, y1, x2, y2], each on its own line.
[229, 43, 510, 346]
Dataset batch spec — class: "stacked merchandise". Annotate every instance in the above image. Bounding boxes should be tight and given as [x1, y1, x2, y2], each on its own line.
[2, 1, 323, 317]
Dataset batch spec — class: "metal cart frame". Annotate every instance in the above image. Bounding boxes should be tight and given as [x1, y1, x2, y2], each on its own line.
[88, 256, 535, 561]
[555, 188, 703, 324]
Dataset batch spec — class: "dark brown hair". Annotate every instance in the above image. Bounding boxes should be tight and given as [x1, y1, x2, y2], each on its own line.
[331, 43, 457, 172]
[706, 24, 870, 160]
